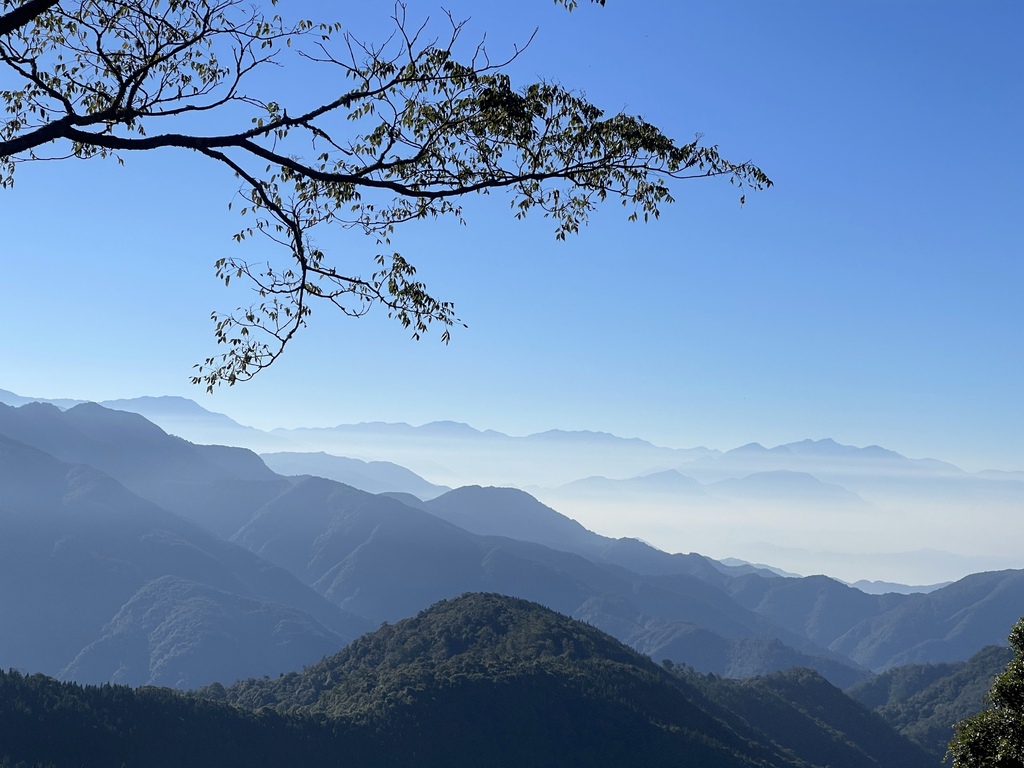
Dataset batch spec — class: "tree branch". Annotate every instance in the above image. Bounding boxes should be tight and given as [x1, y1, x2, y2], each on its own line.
[2, 0, 769, 390]
[0, 0, 60, 38]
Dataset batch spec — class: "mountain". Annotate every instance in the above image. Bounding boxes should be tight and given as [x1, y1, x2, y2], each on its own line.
[5, 388, 1021, 584]
[61, 576, 350, 688]
[415, 484, 1024, 679]
[3, 401, 852, 686]
[0, 390, 291, 452]
[1, 397, 1019, 692]
[0, 432, 367, 686]
[847, 644, 1014, 759]
[847, 579, 951, 595]
[102, 395, 251, 431]
[0, 669, 356, 768]
[545, 468, 871, 523]
[0, 387, 84, 409]
[212, 593, 933, 768]
[422, 484, 605, 554]
[557, 468, 709, 497]
[0, 401, 291, 537]
[0, 594, 937, 768]
[422, 484, 775, 581]
[725, 573, 912, 648]
[260, 450, 450, 499]
[722, 567, 1024, 672]
[681, 437, 966, 483]
[831, 570, 1024, 669]
[624, 623, 867, 689]
[268, 419, 718, 487]
[230, 476, 870, 684]
[692, 666, 935, 768]
[727, 544, 1020, 591]
[100, 395, 292, 452]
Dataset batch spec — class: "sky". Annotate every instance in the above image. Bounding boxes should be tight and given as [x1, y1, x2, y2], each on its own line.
[1, 0, 1022, 473]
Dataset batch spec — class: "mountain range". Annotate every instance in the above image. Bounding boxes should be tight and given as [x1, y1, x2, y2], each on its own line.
[848, 643, 1014, 758]
[3, 388, 1018, 583]
[0, 398, 1022, 694]
[207, 593, 937, 768]
[1, 593, 950, 768]
[0, 430, 367, 687]
[0, 394, 1022, 766]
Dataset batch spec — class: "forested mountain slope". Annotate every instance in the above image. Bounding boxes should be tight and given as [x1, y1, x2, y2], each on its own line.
[210, 593, 934, 768]
[847, 644, 1014, 759]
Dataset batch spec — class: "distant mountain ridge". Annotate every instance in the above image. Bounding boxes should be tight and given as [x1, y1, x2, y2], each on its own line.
[0, 430, 367, 686]
[0, 389, 1019, 764]
[0, 388, 1006, 479]
[7, 388, 1020, 586]
[1, 397, 1022, 694]
[261, 451, 450, 499]
[0, 400, 291, 537]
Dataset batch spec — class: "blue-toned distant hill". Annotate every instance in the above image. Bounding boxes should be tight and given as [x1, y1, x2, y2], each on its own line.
[0, 390, 292, 452]
[101, 395, 293, 452]
[553, 467, 871, 510]
[0, 400, 291, 537]
[420, 484, 773, 581]
[846, 578, 950, 595]
[0, 433, 368, 687]
[230, 475, 872, 685]
[558, 468, 709, 498]
[1, 399, 1021, 693]
[4, 388, 1022, 585]
[830, 570, 1024, 668]
[261, 451, 450, 499]
[229, 472, 1024, 684]
[537, 438, 1024, 584]
[263, 419, 718, 488]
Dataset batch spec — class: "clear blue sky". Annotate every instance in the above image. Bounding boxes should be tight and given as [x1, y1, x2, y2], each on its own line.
[2, 0, 1021, 471]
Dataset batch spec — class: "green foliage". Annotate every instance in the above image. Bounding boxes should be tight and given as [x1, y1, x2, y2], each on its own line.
[949, 617, 1024, 767]
[674, 666, 934, 768]
[0, 0, 769, 389]
[0, 668, 367, 768]
[847, 645, 1013, 760]
[209, 593, 928, 768]
[0, 592, 941, 768]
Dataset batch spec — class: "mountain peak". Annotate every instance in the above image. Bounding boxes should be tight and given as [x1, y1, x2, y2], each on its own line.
[779, 437, 904, 460]
[728, 442, 769, 454]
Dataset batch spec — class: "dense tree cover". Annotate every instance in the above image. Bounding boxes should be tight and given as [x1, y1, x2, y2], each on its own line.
[0, 0, 770, 387]
[207, 593, 931, 768]
[949, 617, 1024, 768]
[672, 665, 934, 768]
[848, 645, 1014, 760]
[0, 592, 982, 768]
[0, 669, 367, 768]
[211, 593, 767, 767]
